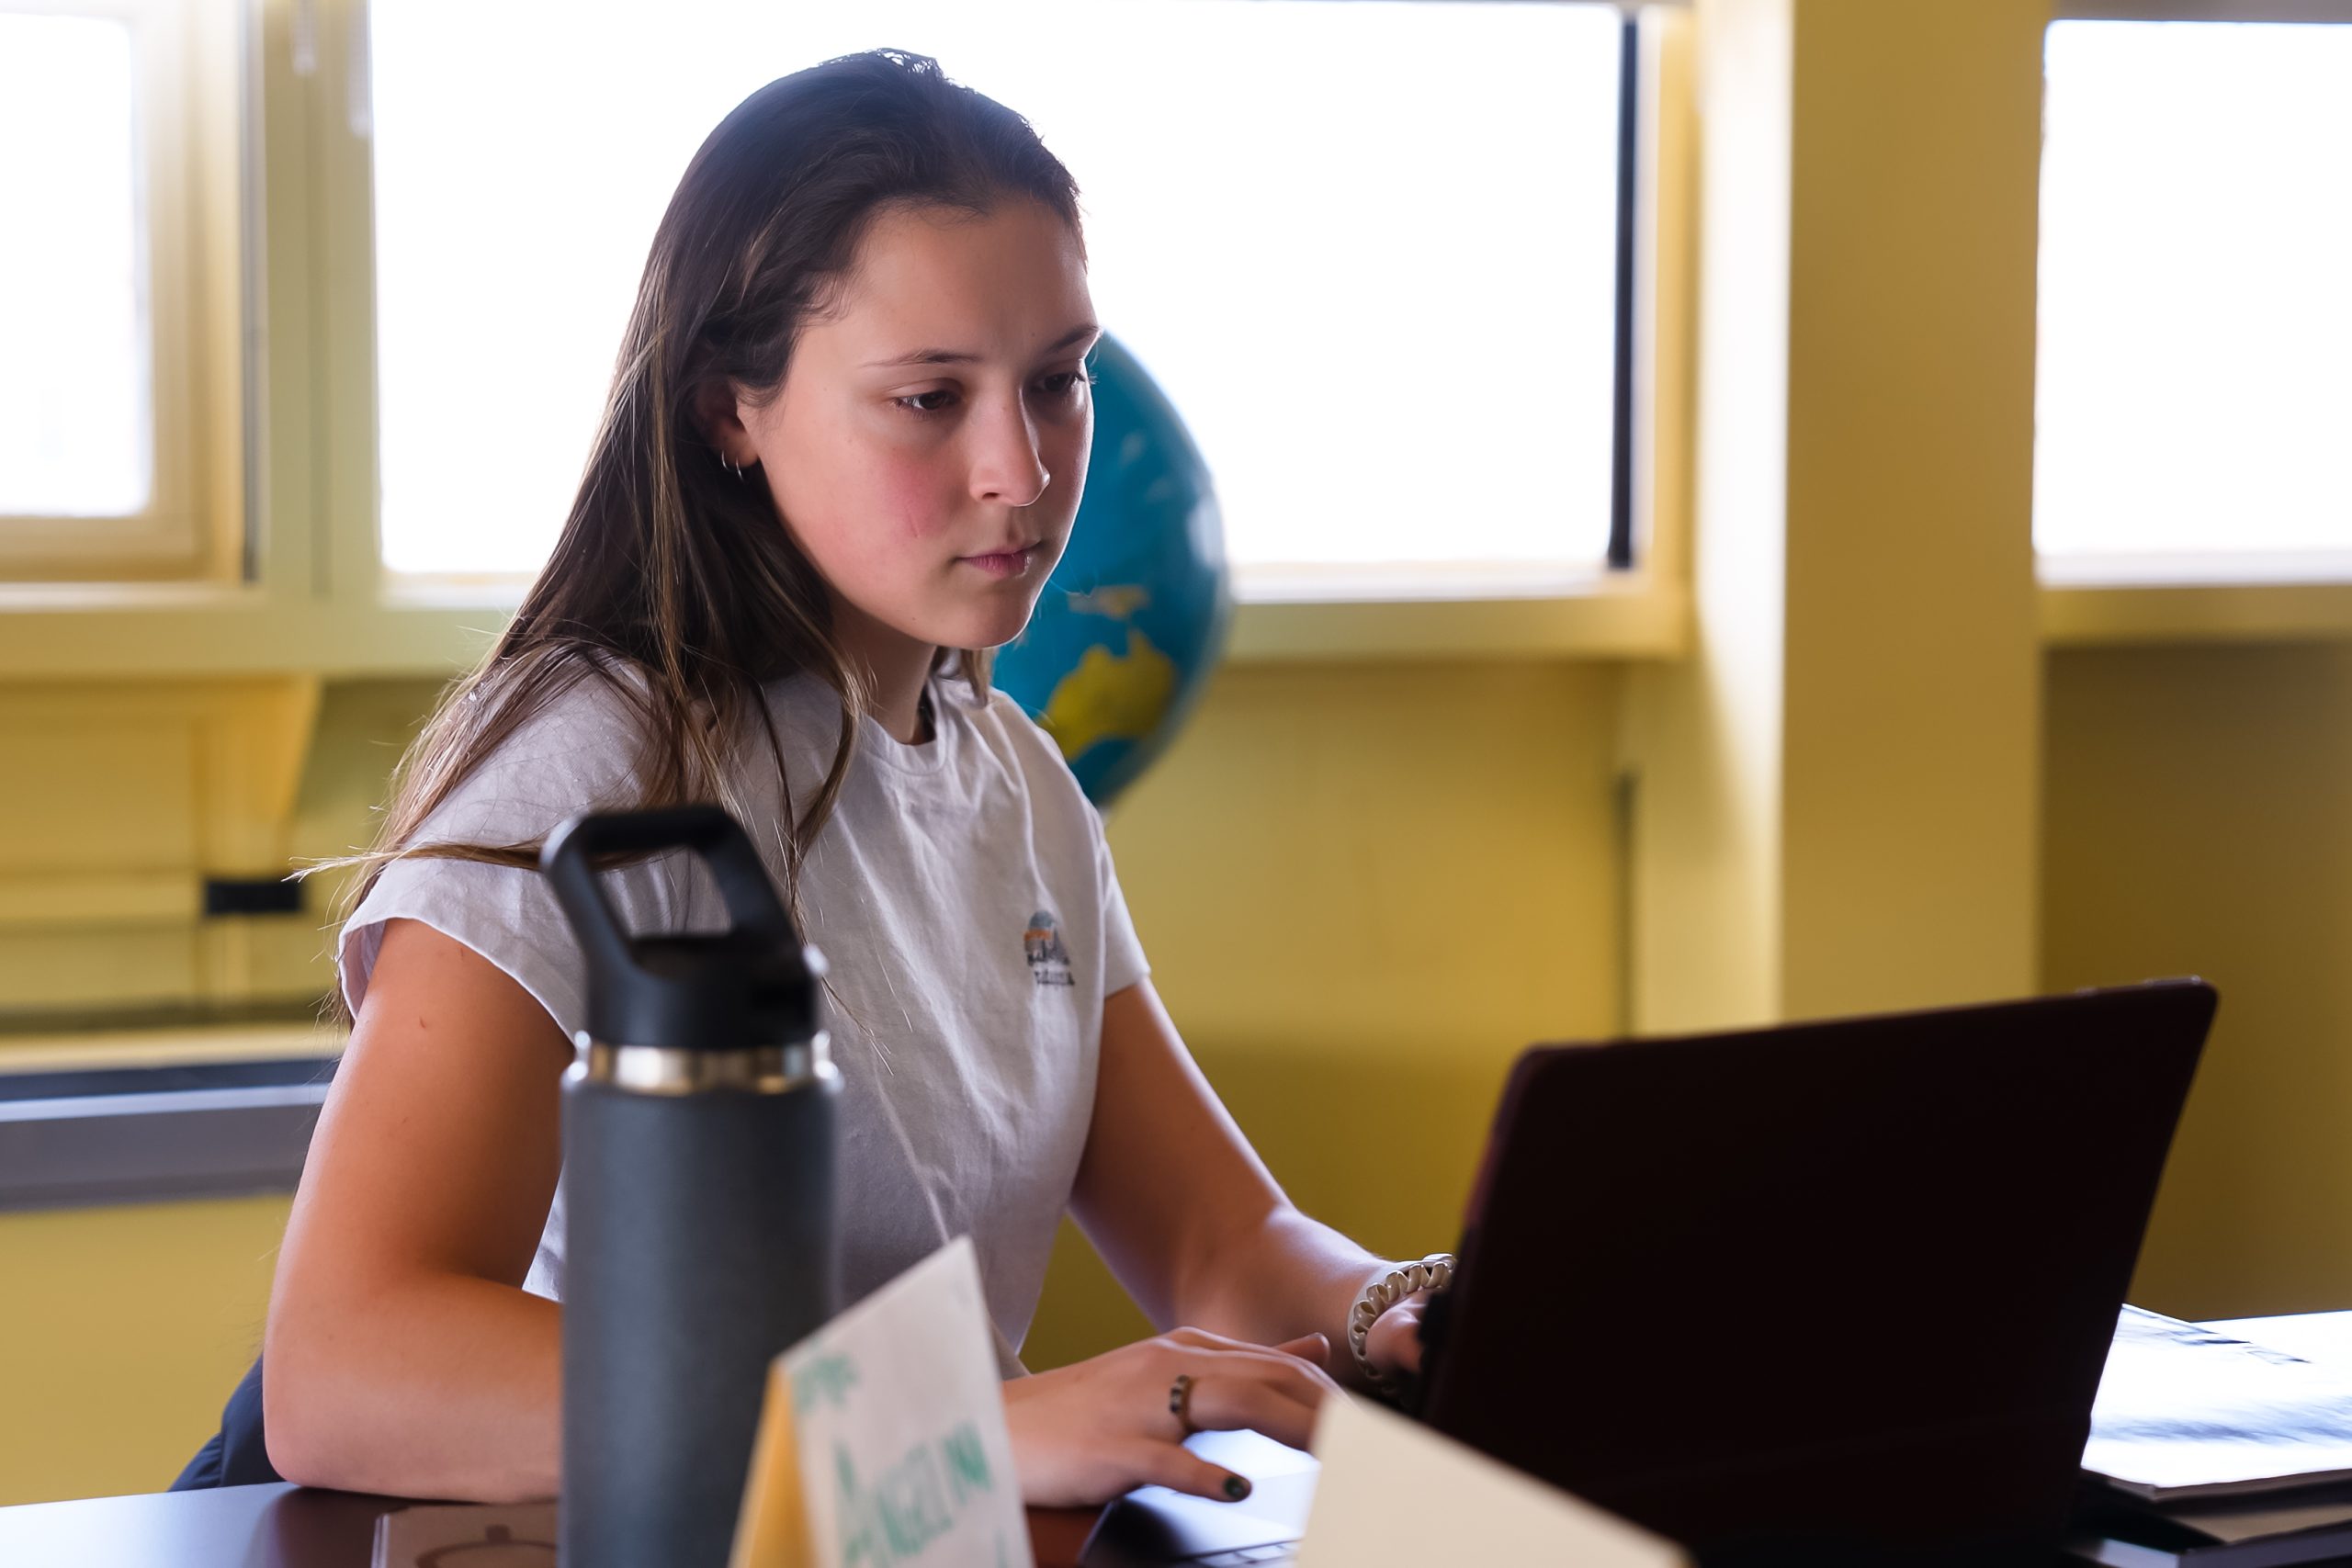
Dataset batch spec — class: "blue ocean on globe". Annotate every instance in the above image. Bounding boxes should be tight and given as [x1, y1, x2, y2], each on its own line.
[993, 333, 1231, 807]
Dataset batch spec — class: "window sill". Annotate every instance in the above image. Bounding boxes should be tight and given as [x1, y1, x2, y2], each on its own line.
[0, 573, 1690, 676]
[2041, 570, 2352, 647]
[28, 572, 2352, 667]
[0, 1021, 338, 1077]
[1229, 572, 1688, 661]
[0, 584, 505, 679]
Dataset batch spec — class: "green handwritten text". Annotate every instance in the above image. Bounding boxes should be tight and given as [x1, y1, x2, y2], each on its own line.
[795, 1352, 860, 1416]
[832, 1421, 998, 1567]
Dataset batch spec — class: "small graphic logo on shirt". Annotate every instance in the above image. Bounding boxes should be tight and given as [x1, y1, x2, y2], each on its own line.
[1023, 910, 1075, 988]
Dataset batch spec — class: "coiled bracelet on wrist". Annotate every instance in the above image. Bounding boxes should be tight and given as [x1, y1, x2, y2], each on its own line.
[1346, 1252, 1455, 1392]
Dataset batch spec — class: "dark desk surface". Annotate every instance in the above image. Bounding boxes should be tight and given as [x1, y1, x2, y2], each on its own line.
[6, 1483, 2321, 1568]
[0, 1483, 1103, 1568]
[8, 1313, 2349, 1568]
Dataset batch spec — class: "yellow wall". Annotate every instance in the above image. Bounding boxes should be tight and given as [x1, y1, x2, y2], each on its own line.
[0, 677, 446, 1012]
[1031, 659, 1626, 1365]
[0, 1197, 290, 1506]
[0, 677, 442, 1503]
[2044, 644, 2352, 1321]
[1630, 0, 2044, 1032]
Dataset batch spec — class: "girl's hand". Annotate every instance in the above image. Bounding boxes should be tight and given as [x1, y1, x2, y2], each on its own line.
[1004, 1327, 1341, 1508]
[1361, 1289, 1436, 1382]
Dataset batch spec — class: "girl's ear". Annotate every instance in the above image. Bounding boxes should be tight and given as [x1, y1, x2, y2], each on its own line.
[691, 376, 753, 465]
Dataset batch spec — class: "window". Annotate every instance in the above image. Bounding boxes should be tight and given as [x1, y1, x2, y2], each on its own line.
[2036, 17, 2352, 580]
[0, 14, 145, 520]
[0, 0, 243, 579]
[369, 1, 1633, 596]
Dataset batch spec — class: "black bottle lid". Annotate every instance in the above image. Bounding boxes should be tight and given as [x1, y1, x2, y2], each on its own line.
[542, 806, 825, 1053]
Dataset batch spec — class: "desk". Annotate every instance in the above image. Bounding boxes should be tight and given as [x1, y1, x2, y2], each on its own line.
[0, 1484, 1104, 1567]
[6, 1313, 2348, 1568]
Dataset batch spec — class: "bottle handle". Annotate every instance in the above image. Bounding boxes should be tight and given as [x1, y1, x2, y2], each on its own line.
[540, 807, 799, 985]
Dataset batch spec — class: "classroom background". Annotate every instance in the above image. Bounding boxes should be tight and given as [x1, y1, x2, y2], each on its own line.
[6, 0, 2348, 1509]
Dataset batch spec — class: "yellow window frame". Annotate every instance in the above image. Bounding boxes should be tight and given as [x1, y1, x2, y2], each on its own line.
[0, 0, 246, 581]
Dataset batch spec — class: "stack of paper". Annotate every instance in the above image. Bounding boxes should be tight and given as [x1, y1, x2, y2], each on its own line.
[2073, 1308, 2352, 1566]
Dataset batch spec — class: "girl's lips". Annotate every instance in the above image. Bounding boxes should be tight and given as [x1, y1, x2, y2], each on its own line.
[957, 545, 1041, 580]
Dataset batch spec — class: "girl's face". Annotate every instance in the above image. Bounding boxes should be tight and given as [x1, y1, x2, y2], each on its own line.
[723, 197, 1099, 659]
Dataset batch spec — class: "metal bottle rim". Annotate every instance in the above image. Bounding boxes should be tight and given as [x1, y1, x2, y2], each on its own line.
[566, 1032, 836, 1096]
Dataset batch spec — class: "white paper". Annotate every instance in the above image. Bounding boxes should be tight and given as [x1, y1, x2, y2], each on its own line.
[733, 1235, 1029, 1568]
[2203, 1314, 2352, 1375]
[2085, 1306, 2352, 1502]
[1295, 1395, 1687, 1566]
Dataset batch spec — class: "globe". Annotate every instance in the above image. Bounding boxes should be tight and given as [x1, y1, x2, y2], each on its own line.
[994, 333, 1231, 807]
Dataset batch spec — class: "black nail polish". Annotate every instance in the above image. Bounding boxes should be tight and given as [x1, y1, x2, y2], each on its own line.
[1223, 1474, 1252, 1502]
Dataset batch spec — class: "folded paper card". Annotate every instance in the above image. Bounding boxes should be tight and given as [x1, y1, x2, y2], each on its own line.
[1295, 1395, 1688, 1567]
[731, 1235, 1029, 1568]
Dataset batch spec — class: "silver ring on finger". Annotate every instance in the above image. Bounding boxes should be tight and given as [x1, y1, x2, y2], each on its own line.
[1168, 1371, 1197, 1436]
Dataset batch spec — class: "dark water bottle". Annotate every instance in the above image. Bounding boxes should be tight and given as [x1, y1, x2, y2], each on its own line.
[542, 806, 841, 1568]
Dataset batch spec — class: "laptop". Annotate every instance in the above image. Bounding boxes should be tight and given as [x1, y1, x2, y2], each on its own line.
[1081, 980, 2218, 1568]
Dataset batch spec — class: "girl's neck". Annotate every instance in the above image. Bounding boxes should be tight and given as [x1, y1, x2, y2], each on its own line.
[830, 598, 939, 746]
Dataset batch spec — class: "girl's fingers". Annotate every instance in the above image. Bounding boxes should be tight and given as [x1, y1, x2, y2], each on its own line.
[1219, 1345, 1342, 1404]
[1159, 1331, 1343, 1396]
[1122, 1440, 1255, 1506]
[1178, 1374, 1322, 1451]
[1168, 1325, 1327, 1365]
[1164, 1325, 1333, 1370]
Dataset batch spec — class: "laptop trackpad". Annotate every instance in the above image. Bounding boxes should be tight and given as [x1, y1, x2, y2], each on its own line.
[1079, 1430, 1318, 1567]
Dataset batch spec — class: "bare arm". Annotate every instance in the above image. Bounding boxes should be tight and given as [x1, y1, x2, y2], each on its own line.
[1068, 979, 1410, 1393]
[264, 918, 570, 1500]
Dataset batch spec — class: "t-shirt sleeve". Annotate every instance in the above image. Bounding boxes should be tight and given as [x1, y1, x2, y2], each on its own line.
[336, 676, 703, 1040]
[1089, 797, 1151, 998]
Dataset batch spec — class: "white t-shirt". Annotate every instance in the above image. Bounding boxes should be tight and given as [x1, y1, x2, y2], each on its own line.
[336, 660, 1150, 1375]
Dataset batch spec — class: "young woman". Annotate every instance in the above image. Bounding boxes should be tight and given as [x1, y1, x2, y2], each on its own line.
[261, 48, 1445, 1510]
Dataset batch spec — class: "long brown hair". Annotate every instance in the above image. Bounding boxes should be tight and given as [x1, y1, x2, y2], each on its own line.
[329, 50, 1084, 1009]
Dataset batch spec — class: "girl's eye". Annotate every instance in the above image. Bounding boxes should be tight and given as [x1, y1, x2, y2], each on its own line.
[891, 371, 1096, 419]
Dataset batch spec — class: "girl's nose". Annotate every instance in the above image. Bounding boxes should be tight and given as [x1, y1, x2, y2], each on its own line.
[968, 394, 1050, 508]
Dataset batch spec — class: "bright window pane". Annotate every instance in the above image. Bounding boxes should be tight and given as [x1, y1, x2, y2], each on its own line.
[2036, 22, 2352, 566]
[371, 1, 1623, 579]
[0, 14, 149, 519]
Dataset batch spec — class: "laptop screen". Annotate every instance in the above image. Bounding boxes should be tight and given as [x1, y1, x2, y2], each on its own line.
[1411, 981, 2215, 1566]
